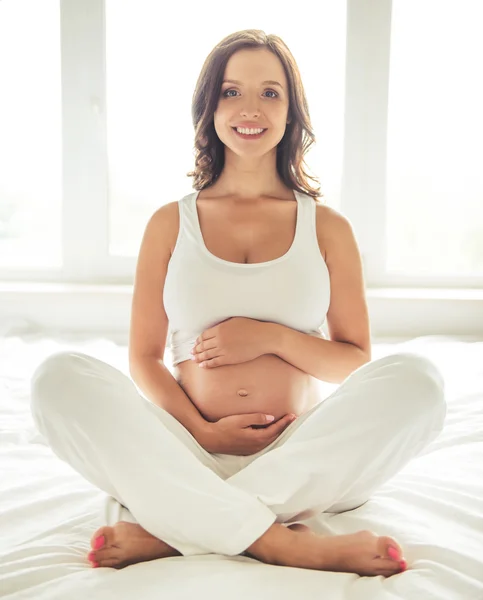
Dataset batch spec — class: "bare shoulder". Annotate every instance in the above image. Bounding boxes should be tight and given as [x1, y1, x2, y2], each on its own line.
[314, 202, 353, 263]
[149, 200, 180, 257]
[314, 202, 348, 230]
[314, 202, 362, 271]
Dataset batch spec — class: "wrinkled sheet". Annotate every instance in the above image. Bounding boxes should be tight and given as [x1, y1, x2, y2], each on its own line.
[0, 330, 482, 600]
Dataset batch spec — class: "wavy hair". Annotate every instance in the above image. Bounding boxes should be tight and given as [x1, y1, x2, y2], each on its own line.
[186, 29, 324, 202]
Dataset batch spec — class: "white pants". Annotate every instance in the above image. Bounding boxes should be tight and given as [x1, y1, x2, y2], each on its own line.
[30, 350, 446, 557]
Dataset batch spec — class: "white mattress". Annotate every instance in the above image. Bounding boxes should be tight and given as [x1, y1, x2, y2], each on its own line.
[1, 330, 482, 600]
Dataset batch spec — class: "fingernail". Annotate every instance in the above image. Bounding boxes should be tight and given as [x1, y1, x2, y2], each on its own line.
[388, 546, 401, 560]
[94, 535, 105, 550]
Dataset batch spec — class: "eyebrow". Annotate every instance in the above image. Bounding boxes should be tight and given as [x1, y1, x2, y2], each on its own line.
[222, 79, 284, 89]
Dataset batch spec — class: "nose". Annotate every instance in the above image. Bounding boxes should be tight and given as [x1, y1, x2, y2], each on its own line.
[240, 98, 261, 118]
[241, 107, 260, 119]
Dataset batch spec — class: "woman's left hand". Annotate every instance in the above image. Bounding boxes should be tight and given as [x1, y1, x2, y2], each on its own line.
[191, 317, 272, 368]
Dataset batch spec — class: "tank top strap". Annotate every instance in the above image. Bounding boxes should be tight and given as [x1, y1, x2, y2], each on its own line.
[293, 190, 319, 257]
[176, 192, 199, 247]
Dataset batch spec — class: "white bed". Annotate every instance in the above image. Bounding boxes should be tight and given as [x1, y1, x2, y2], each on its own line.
[1, 328, 482, 600]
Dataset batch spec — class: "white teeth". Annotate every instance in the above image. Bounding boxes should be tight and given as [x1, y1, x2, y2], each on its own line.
[236, 127, 265, 135]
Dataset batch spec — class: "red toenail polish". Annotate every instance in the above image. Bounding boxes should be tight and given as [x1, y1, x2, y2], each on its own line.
[92, 561, 99, 568]
[94, 535, 105, 550]
[87, 551, 95, 561]
[400, 559, 407, 571]
[388, 546, 400, 560]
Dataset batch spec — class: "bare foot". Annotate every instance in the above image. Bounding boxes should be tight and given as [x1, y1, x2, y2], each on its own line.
[247, 525, 408, 577]
[87, 521, 181, 569]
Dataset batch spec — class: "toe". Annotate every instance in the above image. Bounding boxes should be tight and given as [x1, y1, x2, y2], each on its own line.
[372, 557, 405, 576]
[94, 549, 122, 568]
[102, 558, 126, 569]
[86, 549, 102, 567]
[93, 557, 121, 569]
[379, 536, 404, 561]
[90, 525, 114, 551]
[90, 547, 119, 564]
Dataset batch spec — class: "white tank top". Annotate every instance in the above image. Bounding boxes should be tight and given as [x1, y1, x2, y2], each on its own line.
[163, 189, 331, 367]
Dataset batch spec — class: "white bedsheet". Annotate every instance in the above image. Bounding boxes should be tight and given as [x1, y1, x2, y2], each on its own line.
[0, 330, 482, 600]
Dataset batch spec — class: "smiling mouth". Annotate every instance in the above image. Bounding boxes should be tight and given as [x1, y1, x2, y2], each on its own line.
[232, 127, 268, 138]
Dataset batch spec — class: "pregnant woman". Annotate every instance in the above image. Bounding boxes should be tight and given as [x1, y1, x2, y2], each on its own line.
[30, 30, 446, 578]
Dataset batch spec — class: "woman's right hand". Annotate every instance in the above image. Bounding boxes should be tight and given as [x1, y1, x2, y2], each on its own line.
[197, 413, 297, 456]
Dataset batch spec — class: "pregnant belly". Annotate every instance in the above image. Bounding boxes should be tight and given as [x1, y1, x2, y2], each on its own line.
[174, 354, 321, 423]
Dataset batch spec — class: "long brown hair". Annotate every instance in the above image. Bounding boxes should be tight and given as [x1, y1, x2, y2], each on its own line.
[186, 29, 324, 202]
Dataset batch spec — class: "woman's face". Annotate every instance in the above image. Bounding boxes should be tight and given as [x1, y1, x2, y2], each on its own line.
[214, 48, 290, 158]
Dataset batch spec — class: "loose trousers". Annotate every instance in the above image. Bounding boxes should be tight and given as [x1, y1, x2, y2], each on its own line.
[30, 350, 446, 557]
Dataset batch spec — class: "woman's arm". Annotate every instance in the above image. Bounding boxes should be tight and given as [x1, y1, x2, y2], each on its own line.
[129, 204, 211, 440]
[130, 356, 211, 439]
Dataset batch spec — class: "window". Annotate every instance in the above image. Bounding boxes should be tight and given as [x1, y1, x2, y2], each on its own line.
[1, 0, 480, 291]
[0, 0, 62, 270]
[386, 0, 483, 277]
